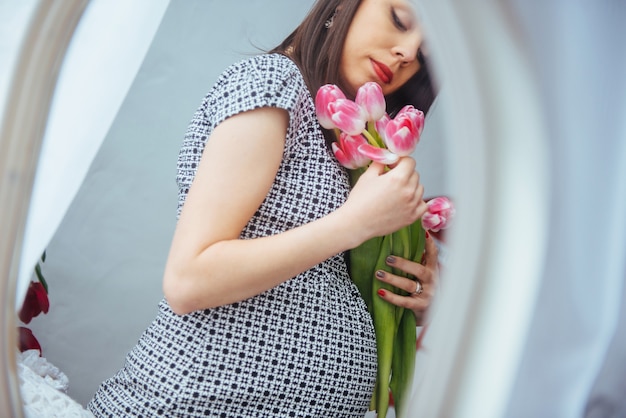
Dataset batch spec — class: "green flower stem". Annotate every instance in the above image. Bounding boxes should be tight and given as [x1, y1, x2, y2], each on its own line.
[371, 234, 397, 418]
[350, 234, 383, 312]
[345, 164, 426, 418]
[361, 127, 380, 148]
[410, 221, 426, 265]
[391, 227, 411, 324]
[391, 222, 425, 418]
[366, 121, 385, 147]
[390, 308, 417, 417]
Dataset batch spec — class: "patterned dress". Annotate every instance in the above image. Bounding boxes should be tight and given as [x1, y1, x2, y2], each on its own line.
[88, 53, 378, 417]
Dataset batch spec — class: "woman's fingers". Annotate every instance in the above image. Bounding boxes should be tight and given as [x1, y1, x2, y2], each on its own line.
[423, 231, 439, 269]
[386, 154, 415, 170]
[415, 188, 427, 217]
[375, 232, 440, 318]
[346, 157, 427, 240]
[375, 268, 419, 294]
[375, 267, 431, 319]
[376, 274, 430, 311]
[362, 161, 386, 177]
[378, 290, 427, 311]
[383, 251, 434, 287]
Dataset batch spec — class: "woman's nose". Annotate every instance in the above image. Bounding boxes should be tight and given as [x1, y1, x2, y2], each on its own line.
[392, 34, 422, 65]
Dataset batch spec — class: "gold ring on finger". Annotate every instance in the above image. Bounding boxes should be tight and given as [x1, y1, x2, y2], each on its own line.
[413, 280, 423, 296]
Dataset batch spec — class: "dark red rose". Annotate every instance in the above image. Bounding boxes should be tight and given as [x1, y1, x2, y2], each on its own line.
[18, 326, 42, 355]
[18, 281, 49, 324]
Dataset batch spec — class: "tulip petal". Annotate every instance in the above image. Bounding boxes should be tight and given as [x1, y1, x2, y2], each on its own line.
[333, 143, 359, 170]
[422, 197, 455, 231]
[375, 113, 391, 138]
[383, 105, 425, 156]
[355, 82, 386, 122]
[398, 105, 425, 136]
[358, 144, 399, 165]
[427, 196, 453, 213]
[332, 134, 371, 169]
[384, 119, 418, 156]
[315, 84, 347, 129]
[421, 213, 443, 231]
[328, 99, 367, 136]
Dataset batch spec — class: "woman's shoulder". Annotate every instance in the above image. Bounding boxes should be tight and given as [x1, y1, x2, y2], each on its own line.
[201, 53, 308, 128]
[232, 52, 298, 72]
[251, 52, 299, 69]
[216, 53, 302, 87]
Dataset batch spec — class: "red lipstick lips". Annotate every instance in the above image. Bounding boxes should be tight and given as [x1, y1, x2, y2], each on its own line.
[371, 59, 393, 84]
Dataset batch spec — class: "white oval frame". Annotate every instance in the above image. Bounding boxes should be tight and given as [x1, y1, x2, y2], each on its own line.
[0, 1, 549, 417]
[0, 2, 88, 417]
[409, 2, 549, 417]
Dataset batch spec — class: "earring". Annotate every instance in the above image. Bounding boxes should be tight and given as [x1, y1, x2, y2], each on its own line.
[324, 10, 337, 29]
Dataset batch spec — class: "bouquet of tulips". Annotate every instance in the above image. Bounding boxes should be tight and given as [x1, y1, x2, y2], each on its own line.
[316, 82, 454, 417]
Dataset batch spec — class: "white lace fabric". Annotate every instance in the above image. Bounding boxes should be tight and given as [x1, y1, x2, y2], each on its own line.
[17, 350, 94, 418]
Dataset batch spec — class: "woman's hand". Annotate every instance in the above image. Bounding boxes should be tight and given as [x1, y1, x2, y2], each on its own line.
[342, 157, 428, 245]
[374, 231, 439, 324]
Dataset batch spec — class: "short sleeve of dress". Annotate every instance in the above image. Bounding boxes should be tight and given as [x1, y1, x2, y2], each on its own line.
[176, 54, 309, 218]
[205, 54, 303, 128]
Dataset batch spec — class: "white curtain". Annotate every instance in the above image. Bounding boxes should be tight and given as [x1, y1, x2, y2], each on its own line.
[502, 1, 626, 417]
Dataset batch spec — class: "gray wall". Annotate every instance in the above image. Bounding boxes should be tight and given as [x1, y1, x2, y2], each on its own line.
[28, 0, 449, 406]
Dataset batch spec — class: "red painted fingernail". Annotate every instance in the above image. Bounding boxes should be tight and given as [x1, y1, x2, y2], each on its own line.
[377, 289, 386, 297]
[425, 231, 430, 239]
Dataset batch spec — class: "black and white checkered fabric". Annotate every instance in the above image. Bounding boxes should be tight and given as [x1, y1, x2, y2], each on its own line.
[88, 53, 377, 417]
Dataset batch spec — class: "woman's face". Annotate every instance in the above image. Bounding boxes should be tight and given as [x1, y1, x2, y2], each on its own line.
[340, 0, 422, 96]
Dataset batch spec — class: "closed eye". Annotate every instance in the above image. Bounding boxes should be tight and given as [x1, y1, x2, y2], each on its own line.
[392, 8, 408, 31]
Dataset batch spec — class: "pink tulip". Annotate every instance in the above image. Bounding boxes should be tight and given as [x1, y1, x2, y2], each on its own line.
[358, 143, 399, 165]
[375, 113, 391, 134]
[332, 133, 371, 169]
[315, 84, 347, 129]
[355, 82, 386, 122]
[401, 105, 425, 137]
[327, 99, 367, 136]
[421, 196, 455, 232]
[384, 105, 425, 156]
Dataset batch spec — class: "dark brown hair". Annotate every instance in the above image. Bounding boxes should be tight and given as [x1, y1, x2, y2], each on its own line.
[385, 49, 436, 117]
[270, 0, 362, 99]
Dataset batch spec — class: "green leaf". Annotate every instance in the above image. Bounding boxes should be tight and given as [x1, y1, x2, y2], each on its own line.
[349, 235, 383, 312]
[409, 220, 426, 264]
[390, 308, 417, 418]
